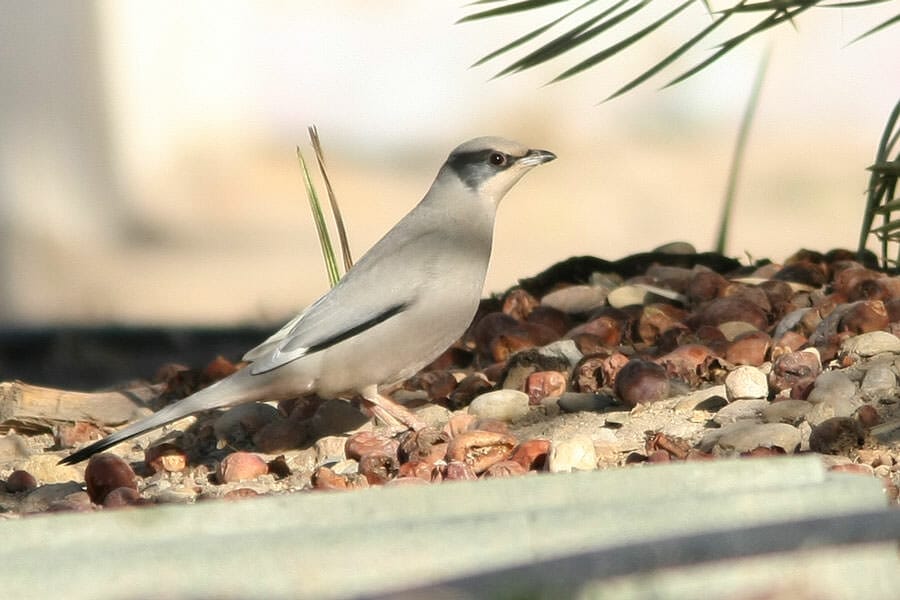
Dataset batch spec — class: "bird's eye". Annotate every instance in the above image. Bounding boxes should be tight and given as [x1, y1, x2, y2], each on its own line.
[489, 152, 507, 166]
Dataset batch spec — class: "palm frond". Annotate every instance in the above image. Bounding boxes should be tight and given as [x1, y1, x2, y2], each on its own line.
[460, 0, 894, 98]
[858, 99, 900, 267]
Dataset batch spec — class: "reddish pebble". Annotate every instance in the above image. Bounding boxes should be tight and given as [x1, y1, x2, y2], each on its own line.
[144, 443, 188, 473]
[217, 452, 268, 484]
[358, 452, 399, 485]
[103, 486, 144, 508]
[444, 461, 478, 481]
[397, 460, 442, 483]
[223, 488, 261, 500]
[56, 421, 105, 449]
[510, 439, 551, 471]
[6, 469, 38, 493]
[614, 359, 670, 408]
[345, 431, 399, 461]
[856, 404, 881, 428]
[445, 430, 518, 474]
[482, 460, 527, 478]
[526, 371, 567, 405]
[85, 454, 138, 505]
[202, 355, 240, 381]
[839, 300, 889, 334]
[828, 463, 874, 476]
[725, 331, 771, 366]
[646, 450, 671, 463]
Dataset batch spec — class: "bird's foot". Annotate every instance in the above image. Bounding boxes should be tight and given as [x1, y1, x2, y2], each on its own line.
[359, 391, 426, 433]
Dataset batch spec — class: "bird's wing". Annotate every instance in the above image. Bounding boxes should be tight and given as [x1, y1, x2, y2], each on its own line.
[245, 287, 413, 375]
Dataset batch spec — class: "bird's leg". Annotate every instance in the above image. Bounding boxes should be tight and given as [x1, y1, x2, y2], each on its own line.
[359, 385, 426, 432]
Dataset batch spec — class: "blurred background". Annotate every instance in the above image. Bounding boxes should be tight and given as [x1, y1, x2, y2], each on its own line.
[1, 1, 897, 327]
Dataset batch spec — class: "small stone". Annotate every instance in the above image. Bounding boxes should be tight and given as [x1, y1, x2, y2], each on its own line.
[443, 461, 477, 481]
[445, 430, 517, 474]
[55, 422, 106, 449]
[548, 436, 597, 472]
[840, 331, 900, 358]
[702, 422, 801, 454]
[807, 371, 857, 404]
[607, 285, 649, 308]
[482, 460, 528, 478]
[537, 340, 584, 369]
[860, 363, 897, 397]
[144, 443, 188, 473]
[713, 399, 769, 425]
[725, 331, 771, 366]
[806, 394, 863, 427]
[6, 469, 38, 493]
[557, 392, 617, 413]
[358, 453, 399, 485]
[808, 417, 866, 454]
[541, 285, 609, 314]
[310, 399, 369, 437]
[525, 371, 567, 404]
[724, 366, 768, 401]
[761, 400, 812, 425]
[856, 404, 881, 428]
[468, 390, 529, 422]
[614, 359, 670, 407]
[20, 482, 92, 514]
[213, 403, 281, 442]
[768, 350, 822, 395]
[103, 487, 144, 508]
[414, 404, 452, 428]
[84, 454, 138, 505]
[16, 454, 80, 484]
[345, 431, 399, 461]
[718, 321, 760, 342]
[510, 439, 551, 471]
[449, 373, 494, 409]
[314, 435, 349, 465]
[217, 452, 269, 483]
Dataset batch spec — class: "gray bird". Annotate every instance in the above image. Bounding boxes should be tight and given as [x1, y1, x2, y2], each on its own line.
[60, 136, 555, 465]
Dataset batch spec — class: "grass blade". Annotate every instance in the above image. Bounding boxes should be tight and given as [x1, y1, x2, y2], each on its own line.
[846, 12, 899, 45]
[308, 126, 353, 272]
[296, 146, 341, 287]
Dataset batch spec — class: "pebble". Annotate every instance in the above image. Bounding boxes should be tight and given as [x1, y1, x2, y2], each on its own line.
[607, 285, 648, 308]
[808, 417, 866, 454]
[557, 392, 617, 413]
[805, 394, 863, 427]
[712, 399, 769, 425]
[760, 400, 812, 425]
[217, 452, 269, 483]
[535, 339, 584, 369]
[614, 359, 670, 407]
[468, 390, 529, 422]
[724, 366, 768, 401]
[20, 482, 92, 514]
[310, 399, 370, 437]
[548, 436, 597, 472]
[807, 371, 857, 404]
[84, 454, 138, 504]
[701, 422, 801, 454]
[5, 469, 38, 493]
[540, 285, 609, 314]
[15, 454, 80, 484]
[314, 435, 349, 465]
[718, 321, 760, 342]
[213, 403, 281, 442]
[413, 404, 452, 428]
[840, 331, 900, 358]
[860, 363, 897, 397]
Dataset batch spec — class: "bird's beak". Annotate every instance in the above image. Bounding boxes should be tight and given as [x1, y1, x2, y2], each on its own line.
[517, 149, 557, 167]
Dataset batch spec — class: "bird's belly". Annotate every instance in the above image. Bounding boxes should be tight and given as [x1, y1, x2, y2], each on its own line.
[313, 302, 473, 398]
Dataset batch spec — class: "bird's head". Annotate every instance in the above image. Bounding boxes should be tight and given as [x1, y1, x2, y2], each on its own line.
[444, 136, 556, 204]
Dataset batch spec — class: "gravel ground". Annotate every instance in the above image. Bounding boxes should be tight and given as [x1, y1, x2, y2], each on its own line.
[1, 246, 899, 514]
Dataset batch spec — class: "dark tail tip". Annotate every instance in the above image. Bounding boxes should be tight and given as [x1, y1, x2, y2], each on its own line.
[58, 436, 124, 465]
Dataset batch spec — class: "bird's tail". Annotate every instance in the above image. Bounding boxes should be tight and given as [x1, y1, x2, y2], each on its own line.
[58, 369, 257, 465]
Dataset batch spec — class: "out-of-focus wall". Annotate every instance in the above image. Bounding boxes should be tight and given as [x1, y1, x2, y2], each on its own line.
[1, 2, 897, 325]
